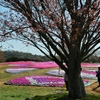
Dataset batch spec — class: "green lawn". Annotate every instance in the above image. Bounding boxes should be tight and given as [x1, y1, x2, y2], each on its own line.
[0, 63, 100, 100]
[0, 64, 66, 100]
[29, 93, 100, 100]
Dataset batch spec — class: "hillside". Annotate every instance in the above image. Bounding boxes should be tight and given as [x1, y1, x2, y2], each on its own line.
[3, 50, 51, 62]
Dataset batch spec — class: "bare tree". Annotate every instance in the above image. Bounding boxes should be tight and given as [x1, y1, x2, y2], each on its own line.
[0, 0, 100, 99]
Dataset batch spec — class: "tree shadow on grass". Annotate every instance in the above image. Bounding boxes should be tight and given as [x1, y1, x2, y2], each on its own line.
[25, 94, 65, 100]
[25, 93, 85, 100]
[25, 90, 100, 100]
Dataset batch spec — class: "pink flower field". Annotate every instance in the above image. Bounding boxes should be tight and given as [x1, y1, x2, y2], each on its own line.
[81, 63, 100, 67]
[5, 61, 100, 69]
[3, 61, 100, 87]
[7, 61, 59, 68]
[5, 76, 65, 87]
[5, 75, 91, 87]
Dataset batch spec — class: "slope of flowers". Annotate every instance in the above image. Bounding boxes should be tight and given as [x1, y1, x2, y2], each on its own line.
[4, 61, 99, 87]
[5, 76, 90, 87]
[6, 61, 100, 69]
[7, 61, 58, 68]
[5, 61, 99, 76]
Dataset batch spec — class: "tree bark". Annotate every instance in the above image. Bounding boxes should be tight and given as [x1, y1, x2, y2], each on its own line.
[68, 74, 86, 99]
[67, 62, 86, 99]
[66, 42, 86, 99]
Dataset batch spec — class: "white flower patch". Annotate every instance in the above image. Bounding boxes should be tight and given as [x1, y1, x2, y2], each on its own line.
[46, 69, 65, 76]
[81, 70, 97, 79]
[5, 68, 37, 74]
[26, 77, 38, 85]
[25, 76, 65, 87]
[46, 69, 97, 79]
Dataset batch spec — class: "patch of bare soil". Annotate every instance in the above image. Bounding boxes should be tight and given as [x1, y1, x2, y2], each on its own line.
[85, 81, 100, 95]
[82, 67, 100, 94]
[0, 82, 4, 86]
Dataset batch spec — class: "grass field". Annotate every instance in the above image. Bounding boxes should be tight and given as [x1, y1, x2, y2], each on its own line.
[0, 63, 100, 100]
[0, 64, 66, 100]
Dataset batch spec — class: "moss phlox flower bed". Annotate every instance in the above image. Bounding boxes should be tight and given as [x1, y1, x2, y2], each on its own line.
[7, 61, 58, 68]
[5, 75, 91, 87]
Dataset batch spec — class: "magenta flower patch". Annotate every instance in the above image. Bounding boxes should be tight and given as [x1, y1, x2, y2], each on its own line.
[5, 76, 65, 87]
[6, 61, 100, 69]
[5, 77, 31, 85]
[5, 75, 92, 87]
[7, 61, 59, 68]
[81, 63, 100, 67]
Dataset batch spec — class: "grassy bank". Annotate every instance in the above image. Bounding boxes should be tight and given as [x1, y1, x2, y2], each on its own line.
[0, 64, 66, 100]
[27, 93, 100, 100]
[0, 64, 100, 100]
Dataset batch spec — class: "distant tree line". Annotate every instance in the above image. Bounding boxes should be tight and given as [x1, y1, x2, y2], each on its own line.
[3, 50, 51, 62]
[84, 55, 100, 63]
[0, 50, 100, 63]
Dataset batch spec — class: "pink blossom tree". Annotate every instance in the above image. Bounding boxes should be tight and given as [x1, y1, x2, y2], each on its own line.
[0, 0, 100, 99]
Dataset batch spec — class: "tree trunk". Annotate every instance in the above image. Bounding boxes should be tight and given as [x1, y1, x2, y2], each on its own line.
[65, 41, 86, 99]
[67, 62, 86, 99]
[68, 74, 86, 99]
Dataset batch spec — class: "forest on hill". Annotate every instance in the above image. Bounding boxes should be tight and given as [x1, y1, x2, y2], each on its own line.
[0, 50, 100, 63]
[2, 50, 51, 62]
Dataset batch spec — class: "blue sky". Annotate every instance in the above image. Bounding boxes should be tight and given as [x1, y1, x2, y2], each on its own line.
[0, 6, 44, 55]
[1, 40, 44, 55]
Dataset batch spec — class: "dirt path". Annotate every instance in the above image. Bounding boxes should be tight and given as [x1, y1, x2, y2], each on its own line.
[85, 81, 100, 95]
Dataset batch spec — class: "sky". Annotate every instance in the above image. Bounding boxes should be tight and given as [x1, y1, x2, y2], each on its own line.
[0, 5, 46, 56]
[1, 40, 44, 55]
[0, 5, 44, 55]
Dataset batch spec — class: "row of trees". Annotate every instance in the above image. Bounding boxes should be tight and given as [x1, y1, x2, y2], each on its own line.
[85, 54, 100, 63]
[0, 0, 99, 99]
[0, 50, 51, 62]
[0, 50, 100, 63]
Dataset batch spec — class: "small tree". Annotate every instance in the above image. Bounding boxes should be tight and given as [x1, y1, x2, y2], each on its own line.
[0, 49, 5, 63]
[0, 0, 100, 99]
